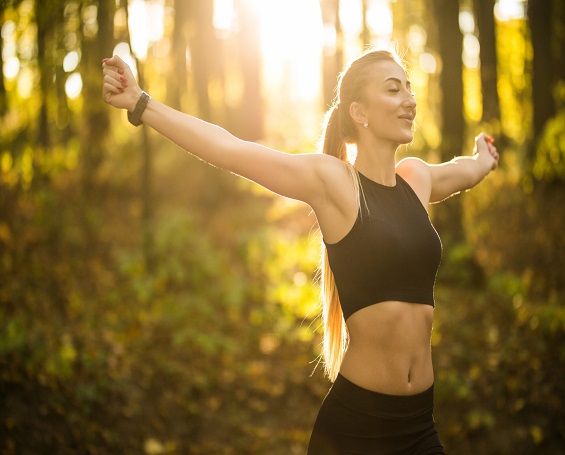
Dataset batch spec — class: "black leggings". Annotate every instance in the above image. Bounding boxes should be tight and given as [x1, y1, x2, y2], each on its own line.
[308, 374, 445, 455]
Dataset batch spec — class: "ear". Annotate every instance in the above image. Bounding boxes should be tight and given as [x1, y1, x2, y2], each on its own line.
[349, 101, 367, 127]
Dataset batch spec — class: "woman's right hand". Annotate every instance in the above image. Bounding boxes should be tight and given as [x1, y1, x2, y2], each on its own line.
[102, 55, 142, 112]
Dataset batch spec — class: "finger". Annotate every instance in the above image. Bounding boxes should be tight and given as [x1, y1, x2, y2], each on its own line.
[103, 82, 123, 99]
[103, 65, 130, 87]
[102, 64, 122, 76]
[104, 74, 125, 90]
[102, 68, 122, 85]
[103, 55, 126, 69]
[475, 132, 494, 144]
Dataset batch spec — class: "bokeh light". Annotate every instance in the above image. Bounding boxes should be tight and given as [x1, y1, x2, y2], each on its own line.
[65, 72, 83, 99]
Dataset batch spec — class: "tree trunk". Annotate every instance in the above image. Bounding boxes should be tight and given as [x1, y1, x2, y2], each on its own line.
[527, 0, 554, 149]
[555, 0, 565, 85]
[431, 0, 483, 284]
[433, 0, 464, 159]
[474, 0, 501, 125]
[168, 0, 189, 110]
[78, 0, 115, 244]
[35, 0, 56, 150]
[320, 0, 343, 108]
[361, 0, 370, 48]
[233, 0, 263, 141]
[186, 0, 217, 122]
[0, 20, 6, 117]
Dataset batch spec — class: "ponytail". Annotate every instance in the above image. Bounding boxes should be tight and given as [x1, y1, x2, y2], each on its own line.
[318, 103, 361, 382]
[321, 105, 347, 160]
[317, 48, 401, 381]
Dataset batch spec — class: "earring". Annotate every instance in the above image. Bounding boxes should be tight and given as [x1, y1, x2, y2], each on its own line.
[363, 122, 369, 129]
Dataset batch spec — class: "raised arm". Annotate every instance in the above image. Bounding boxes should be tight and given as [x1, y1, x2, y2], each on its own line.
[396, 133, 499, 205]
[101, 55, 335, 206]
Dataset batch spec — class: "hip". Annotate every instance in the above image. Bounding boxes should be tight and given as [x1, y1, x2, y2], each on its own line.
[308, 374, 444, 455]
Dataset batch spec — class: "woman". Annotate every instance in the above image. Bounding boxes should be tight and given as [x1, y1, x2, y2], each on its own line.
[102, 49, 498, 454]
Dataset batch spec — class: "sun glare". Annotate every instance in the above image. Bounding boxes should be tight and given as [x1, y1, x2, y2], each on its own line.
[494, 0, 526, 21]
[253, 0, 323, 101]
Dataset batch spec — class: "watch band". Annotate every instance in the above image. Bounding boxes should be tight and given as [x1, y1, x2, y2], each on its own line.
[127, 91, 151, 126]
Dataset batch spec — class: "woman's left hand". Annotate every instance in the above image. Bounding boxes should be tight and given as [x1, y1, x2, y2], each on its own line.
[475, 132, 499, 172]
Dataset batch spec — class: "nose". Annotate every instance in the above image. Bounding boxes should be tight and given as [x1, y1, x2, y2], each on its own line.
[403, 91, 417, 109]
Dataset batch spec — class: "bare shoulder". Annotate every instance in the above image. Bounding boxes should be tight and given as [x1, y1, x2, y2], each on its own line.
[308, 154, 360, 243]
[396, 157, 432, 207]
[313, 154, 358, 206]
[396, 156, 431, 180]
[312, 153, 354, 186]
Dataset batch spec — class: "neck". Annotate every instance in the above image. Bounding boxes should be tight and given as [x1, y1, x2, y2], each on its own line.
[354, 138, 399, 186]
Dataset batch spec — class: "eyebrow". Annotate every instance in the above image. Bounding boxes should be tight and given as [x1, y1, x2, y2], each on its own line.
[384, 77, 411, 88]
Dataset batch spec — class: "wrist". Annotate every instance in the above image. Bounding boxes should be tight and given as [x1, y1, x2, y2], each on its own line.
[127, 90, 151, 127]
[475, 153, 492, 178]
[127, 88, 144, 113]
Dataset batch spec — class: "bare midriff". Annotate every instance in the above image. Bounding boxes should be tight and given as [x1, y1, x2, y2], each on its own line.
[339, 301, 435, 396]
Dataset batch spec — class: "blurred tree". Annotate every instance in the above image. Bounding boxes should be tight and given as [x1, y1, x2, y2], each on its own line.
[474, 0, 501, 126]
[0, 9, 7, 116]
[80, 0, 114, 176]
[186, 0, 219, 122]
[527, 0, 555, 150]
[432, 0, 464, 162]
[390, 0, 407, 51]
[429, 0, 481, 285]
[361, 0, 370, 47]
[233, 0, 263, 141]
[35, 0, 62, 150]
[320, 0, 343, 108]
[168, 0, 190, 110]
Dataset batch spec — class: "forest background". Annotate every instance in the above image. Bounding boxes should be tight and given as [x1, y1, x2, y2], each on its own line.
[1, 0, 564, 453]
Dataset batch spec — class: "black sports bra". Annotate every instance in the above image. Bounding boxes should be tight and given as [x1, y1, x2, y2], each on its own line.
[324, 171, 442, 321]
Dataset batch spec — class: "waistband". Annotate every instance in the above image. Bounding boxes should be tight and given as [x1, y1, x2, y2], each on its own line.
[329, 373, 435, 420]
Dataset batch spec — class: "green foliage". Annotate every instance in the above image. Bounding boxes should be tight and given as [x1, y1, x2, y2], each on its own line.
[533, 82, 565, 182]
[434, 282, 565, 454]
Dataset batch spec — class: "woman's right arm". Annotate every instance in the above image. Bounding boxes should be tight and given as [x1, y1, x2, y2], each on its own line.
[102, 55, 336, 206]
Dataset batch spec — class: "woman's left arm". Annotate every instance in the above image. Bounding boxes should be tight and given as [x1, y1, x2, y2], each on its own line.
[397, 133, 499, 205]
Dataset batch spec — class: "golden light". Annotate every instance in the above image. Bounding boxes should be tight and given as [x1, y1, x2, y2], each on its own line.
[494, 0, 526, 21]
[340, 0, 363, 36]
[419, 53, 437, 74]
[408, 25, 427, 54]
[128, 0, 165, 61]
[463, 34, 480, 69]
[366, 0, 393, 38]
[459, 10, 475, 34]
[65, 72, 83, 99]
[254, 0, 323, 101]
[127, 0, 149, 60]
[240, 0, 325, 142]
[3, 56, 20, 80]
[17, 67, 33, 98]
[213, 0, 235, 37]
[63, 51, 80, 73]
[2, 20, 19, 81]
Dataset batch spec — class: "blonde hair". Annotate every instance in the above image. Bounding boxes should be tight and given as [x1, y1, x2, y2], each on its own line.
[318, 49, 405, 381]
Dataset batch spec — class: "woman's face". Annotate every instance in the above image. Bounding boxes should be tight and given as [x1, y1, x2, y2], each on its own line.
[359, 60, 417, 145]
